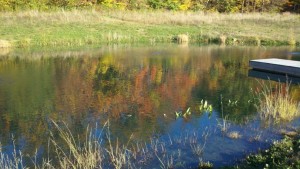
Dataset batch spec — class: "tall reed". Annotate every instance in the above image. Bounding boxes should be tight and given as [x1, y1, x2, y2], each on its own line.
[255, 80, 300, 123]
[0, 121, 210, 169]
[49, 121, 104, 169]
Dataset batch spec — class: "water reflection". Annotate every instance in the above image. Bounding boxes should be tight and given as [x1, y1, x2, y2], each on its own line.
[0, 45, 299, 167]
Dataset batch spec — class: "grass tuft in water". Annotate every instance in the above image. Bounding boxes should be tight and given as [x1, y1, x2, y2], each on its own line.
[49, 120, 105, 169]
[0, 120, 212, 169]
[255, 80, 300, 123]
[0, 139, 25, 169]
[227, 131, 242, 139]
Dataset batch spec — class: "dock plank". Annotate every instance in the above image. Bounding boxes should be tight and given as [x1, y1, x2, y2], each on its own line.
[248, 69, 300, 84]
[249, 58, 300, 77]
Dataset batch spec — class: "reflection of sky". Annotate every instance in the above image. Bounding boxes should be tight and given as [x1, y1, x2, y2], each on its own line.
[155, 111, 300, 168]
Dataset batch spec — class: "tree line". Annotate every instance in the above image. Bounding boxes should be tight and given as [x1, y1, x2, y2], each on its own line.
[0, 0, 299, 12]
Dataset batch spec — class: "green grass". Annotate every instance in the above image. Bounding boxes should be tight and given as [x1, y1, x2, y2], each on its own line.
[235, 135, 300, 169]
[0, 10, 299, 48]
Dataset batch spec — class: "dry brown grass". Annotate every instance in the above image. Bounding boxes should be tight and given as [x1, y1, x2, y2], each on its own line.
[105, 10, 300, 25]
[227, 131, 242, 139]
[0, 40, 11, 48]
[49, 121, 104, 169]
[0, 141, 26, 169]
[256, 81, 300, 123]
[176, 34, 189, 44]
[1, 10, 299, 26]
[0, 10, 104, 24]
[219, 35, 227, 44]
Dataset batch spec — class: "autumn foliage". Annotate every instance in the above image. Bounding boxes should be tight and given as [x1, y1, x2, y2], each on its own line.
[0, 0, 299, 12]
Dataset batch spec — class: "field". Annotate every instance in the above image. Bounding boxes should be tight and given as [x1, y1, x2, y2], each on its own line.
[0, 10, 299, 48]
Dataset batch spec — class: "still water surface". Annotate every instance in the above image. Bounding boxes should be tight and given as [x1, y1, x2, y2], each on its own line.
[0, 45, 299, 168]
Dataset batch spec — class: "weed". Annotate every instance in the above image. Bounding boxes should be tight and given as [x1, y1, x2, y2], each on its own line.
[50, 121, 104, 169]
[175, 107, 192, 118]
[219, 35, 227, 44]
[0, 139, 26, 169]
[176, 34, 189, 44]
[288, 29, 296, 46]
[218, 115, 230, 132]
[227, 99, 238, 107]
[199, 160, 213, 169]
[255, 80, 300, 123]
[17, 38, 31, 48]
[249, 132, 262, 142]
[227, 131, 242, 139]
[240, 136, 300, 169]
[199, 100, 213, 113]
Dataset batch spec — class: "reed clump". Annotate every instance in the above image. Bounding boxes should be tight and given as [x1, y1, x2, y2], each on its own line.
[0, 120, 210, 169]
[255, 81, 300, 123]
[50, 121, 104, 169]
[219, 35, 227, 45]
[175, 34, 189, 44]
[0, 141, 25, 169]
[0, 40, 11, 48]
[227, 131, 242, 139]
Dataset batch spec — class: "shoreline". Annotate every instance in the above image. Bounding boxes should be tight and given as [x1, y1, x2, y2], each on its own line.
[0, 10, 299, 49]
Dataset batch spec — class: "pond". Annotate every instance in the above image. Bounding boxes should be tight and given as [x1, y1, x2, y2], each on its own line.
[0, 45, 299, 168]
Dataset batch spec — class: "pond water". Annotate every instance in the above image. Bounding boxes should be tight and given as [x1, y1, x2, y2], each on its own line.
[0, 45, 299, 168]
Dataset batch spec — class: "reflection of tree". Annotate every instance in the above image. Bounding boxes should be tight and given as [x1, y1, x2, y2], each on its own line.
[191, 47, 269, 123]
[0, 46, 294, 161]
[94, 64, 120, 95]
[0, 59, 56, 159]
[54, 57, 95, 115]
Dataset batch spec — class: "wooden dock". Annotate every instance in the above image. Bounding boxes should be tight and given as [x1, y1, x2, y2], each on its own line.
[249, 58, 300, 77]
[248, 69, 300, 84]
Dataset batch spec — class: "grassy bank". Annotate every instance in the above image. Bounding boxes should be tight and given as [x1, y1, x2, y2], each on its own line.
[0, 10, 299, 48]
[234, 134, 300, 169]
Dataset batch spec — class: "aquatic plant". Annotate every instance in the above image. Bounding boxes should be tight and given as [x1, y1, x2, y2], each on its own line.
[175, 107, 191, 118]
[227, 131, 242, 139]
[249, 132, 262, 142]
[198, 160, 213, 169]
[227, 99, 238, 107]
[199, 100, 213, 113]
[0, 140, 25, 169]
[255, 80, 300, 123]
[183, 107, 191, 118]
[175, 111, 182, 118]
[218, 115, 230, 133]
[50, 121, 105, 169]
